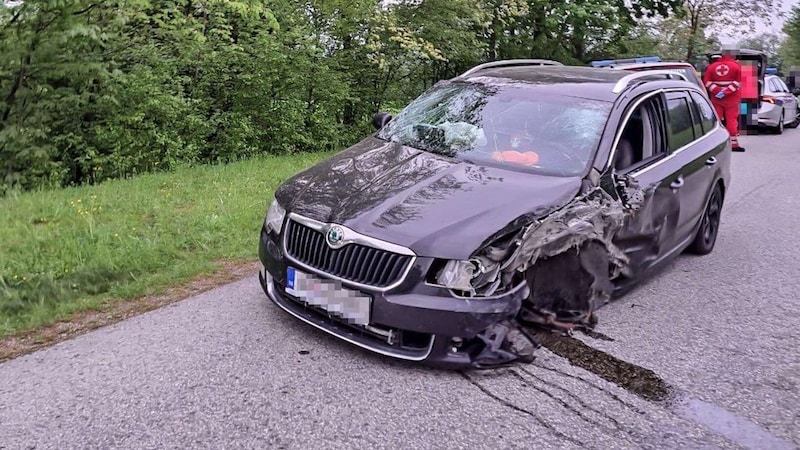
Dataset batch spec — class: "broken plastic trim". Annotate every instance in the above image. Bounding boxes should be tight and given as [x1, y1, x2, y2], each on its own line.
[469, 179, 646, 297]
[467, 177, 649, 368]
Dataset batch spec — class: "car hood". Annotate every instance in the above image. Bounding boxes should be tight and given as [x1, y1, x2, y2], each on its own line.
[275, 137, 583, 259]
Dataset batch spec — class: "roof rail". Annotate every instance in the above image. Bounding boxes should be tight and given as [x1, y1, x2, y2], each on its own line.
[460, 59, 563, 78]
[611, 69, 689, 94]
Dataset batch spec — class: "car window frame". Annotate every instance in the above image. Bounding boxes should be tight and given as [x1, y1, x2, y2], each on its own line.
[664, 91, 697, 152]
[689, 91, 717, 135]
[609, 91, 671, 176]
[604, 87, 727, 177]
[686, 93, 704, 138]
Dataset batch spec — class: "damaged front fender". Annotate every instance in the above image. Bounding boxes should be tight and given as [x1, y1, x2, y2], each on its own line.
[464, 178, 649, 369]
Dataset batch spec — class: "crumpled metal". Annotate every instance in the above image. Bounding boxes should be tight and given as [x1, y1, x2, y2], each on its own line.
[467, 176, 652, 367]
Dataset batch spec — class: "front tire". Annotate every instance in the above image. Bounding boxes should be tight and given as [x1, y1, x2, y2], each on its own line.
[688, 183, 723, 255]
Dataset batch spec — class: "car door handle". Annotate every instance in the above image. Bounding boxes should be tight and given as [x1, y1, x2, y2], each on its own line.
[671, 176, 684, 190]
[705, 156, 718, 166]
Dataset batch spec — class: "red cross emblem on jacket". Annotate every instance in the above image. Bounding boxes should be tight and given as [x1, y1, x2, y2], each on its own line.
[703, 55, 742, 106]
[702, 54, 744, 150]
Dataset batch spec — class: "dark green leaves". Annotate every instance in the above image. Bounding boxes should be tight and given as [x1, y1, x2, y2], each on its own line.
[0, 0, 684, 195]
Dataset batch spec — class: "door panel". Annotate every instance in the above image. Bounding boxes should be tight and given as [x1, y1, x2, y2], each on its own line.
[664, 93, 706, 242]
[614, 160, 684, 274]
[610, 93, 683, 275]
[670, 92, 725, 243]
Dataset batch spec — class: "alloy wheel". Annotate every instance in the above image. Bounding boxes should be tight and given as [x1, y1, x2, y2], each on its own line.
[701, 187, 722, 246]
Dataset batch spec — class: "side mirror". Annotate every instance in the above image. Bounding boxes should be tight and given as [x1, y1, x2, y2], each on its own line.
[372, 112, 392, 130]
[792, 87, 800, 96]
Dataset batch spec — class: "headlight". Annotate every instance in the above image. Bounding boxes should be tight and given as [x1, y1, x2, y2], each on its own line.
[265, 198, 286, 234]
[436, 260, 478, 291]
[436, 257, 502, 297]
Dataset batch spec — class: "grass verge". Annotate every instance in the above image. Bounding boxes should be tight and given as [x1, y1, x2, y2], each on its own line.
[0, 151, 332, 359]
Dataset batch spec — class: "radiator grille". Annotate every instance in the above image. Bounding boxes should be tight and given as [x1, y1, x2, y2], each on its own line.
[284, 220, 413, 288]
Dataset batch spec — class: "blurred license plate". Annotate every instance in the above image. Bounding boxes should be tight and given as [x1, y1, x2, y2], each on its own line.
[285, 267, 371, 325]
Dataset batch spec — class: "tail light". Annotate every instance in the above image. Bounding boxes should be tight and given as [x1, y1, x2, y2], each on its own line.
[762, 95, 776, 104]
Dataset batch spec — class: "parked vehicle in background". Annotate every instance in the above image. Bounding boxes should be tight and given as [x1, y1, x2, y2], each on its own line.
[705, 49, 768, 131]
[758, 74, 800, 133]
[589, 57, 705, 93]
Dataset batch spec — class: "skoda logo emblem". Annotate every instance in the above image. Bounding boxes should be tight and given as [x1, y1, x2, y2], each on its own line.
[326, 225, 345, 248]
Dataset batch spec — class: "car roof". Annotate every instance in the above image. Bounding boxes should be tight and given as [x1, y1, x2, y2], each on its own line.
[707, 48, 767, 57]
[458, 64, 690, 102]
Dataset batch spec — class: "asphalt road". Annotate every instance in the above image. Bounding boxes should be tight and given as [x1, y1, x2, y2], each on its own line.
[2, 130, 799, 450]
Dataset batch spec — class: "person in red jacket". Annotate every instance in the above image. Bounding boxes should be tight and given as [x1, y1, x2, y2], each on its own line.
[704, 50, 746, 151]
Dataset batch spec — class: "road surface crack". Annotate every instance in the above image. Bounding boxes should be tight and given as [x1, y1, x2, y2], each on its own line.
[459, 371, 588, 448]
[532, 363, 645, 414]
[518, 368, 628, 427]
[507, 369, 620, 433]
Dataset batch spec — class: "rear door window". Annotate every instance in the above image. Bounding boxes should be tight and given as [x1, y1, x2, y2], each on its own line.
[665, 93, 695, 151]
[612, 94, 669, 172]
[769, 78, 781, 93]
[690, 92, 717, 134]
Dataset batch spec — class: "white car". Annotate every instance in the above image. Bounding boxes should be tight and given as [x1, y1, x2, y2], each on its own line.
[758, 75, 799, 133]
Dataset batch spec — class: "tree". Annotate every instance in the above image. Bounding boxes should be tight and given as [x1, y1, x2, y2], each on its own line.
[602, 24, 661, 59]
[738, 32, 787, 71]
[0, 0, 690, 195]
[0, 0, 113, 191]
[779, 4, 800, 69]
[676, 0, 782, 63]
[471, 0, 682, 64]
[645, 13, 720, 66]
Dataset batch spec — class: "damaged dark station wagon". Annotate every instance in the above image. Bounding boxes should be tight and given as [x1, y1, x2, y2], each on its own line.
[258, 59, 732, 369]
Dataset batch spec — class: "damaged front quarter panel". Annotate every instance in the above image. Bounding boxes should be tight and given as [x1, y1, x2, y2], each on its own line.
[461, 176, 649, 369]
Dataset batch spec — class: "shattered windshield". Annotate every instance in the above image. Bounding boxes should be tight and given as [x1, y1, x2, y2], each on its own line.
[376, 81, 612, 176]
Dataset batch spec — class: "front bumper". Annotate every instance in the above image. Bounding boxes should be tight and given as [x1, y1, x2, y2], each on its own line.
[258, 224, 528, 369]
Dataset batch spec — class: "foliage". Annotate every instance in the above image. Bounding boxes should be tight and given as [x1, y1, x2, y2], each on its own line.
[780, 4, 800, 69]
[672, 0, 782, 63]
[0, 0, 684, 195]
[0, 150, 332, 336]
[647, 13, 720, 66]
[738, 33, 787, 71]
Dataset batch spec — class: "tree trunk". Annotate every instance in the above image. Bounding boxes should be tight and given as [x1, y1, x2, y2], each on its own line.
[686, 10, 701, 63]
[2, 55, 29, 122]
[488, 14, 500, 60]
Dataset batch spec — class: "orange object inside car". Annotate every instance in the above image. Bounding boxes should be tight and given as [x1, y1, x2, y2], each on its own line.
[492, 150, 540, 166]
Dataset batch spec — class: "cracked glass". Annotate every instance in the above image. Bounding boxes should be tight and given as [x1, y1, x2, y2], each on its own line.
[376, 81, 612, 177]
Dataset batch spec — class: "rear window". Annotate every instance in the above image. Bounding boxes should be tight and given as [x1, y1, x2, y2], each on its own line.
[376, 82, 612, 177]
